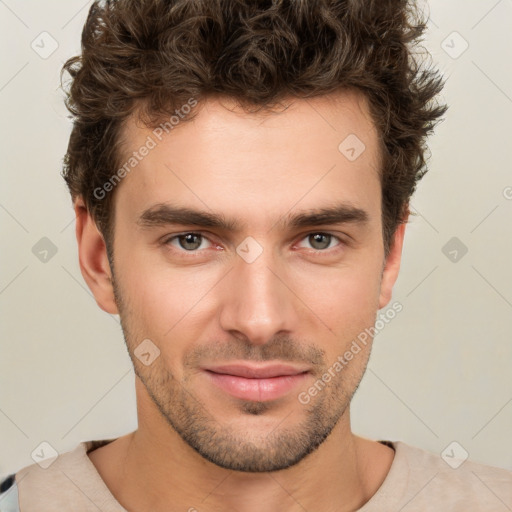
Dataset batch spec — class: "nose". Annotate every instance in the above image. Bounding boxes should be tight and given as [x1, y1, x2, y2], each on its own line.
[218, 246, 300, 346]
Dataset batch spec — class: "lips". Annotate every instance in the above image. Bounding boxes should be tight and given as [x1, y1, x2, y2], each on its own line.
[202, 363, 310, 379]
[201, 362, 310, 402]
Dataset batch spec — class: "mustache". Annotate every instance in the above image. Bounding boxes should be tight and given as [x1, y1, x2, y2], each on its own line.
[182, 337, 326, 370]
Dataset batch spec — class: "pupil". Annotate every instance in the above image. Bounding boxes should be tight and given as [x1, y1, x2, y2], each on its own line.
[311, 233, 330, 250]
[181, 234, 200, 250]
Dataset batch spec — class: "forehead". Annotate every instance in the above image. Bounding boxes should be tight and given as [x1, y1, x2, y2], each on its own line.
[115, 89, 381, 229]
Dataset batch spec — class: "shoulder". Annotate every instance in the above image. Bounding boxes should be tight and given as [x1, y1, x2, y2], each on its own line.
[391, 441, 512, 509]
[0, 438, 117, 512]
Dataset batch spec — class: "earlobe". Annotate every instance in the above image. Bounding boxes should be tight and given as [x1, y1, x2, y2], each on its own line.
[378, 216, 408, 310]
[74, 198, 119, 315]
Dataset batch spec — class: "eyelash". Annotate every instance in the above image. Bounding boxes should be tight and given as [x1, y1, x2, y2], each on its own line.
[161, 232, 346, 257]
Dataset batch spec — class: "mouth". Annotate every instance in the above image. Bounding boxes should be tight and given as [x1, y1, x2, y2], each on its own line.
[201, 363, 310, 402]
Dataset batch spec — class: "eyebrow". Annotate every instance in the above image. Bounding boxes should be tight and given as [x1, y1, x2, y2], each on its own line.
[137, 202, 370, 232]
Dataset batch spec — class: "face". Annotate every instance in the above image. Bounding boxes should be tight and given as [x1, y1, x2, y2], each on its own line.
[79, 90, 405, 473]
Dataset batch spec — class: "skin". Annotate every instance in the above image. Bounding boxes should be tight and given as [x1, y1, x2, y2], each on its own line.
[77, 89, 407, 512]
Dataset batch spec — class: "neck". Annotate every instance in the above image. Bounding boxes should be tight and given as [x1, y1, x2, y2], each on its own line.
[88, 383, 394, 512]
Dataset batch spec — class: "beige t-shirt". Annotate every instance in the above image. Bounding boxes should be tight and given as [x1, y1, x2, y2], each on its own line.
[4, 439, 512, 511]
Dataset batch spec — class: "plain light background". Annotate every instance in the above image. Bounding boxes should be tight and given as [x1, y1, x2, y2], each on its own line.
[0, 0, 511, 478]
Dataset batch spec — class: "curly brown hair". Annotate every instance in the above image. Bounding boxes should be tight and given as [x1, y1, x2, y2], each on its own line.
[61, 0, 448, 260]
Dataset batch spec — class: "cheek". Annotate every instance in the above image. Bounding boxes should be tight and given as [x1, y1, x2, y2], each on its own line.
[117, 247, 217, 342]
[290, 261, 382, 332]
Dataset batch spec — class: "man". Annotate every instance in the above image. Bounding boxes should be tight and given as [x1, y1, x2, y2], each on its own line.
[1, 0, 511, 510]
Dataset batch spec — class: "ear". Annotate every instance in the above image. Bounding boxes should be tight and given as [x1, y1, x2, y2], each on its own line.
[378, 214, 408, 309]
[74, 197, 119, 315]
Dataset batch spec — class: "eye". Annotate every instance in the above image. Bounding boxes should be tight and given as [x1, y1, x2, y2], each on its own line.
[164, 233, 213, 253]
[296, 232, 343, 252]
[162, 231, 345, 257]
